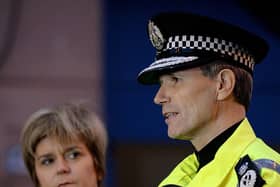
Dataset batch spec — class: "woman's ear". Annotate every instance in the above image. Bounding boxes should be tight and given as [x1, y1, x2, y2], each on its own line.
[216, 69, 236, 101]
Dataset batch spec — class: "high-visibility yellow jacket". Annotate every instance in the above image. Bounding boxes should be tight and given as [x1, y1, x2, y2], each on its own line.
[159, 118, 280, 187]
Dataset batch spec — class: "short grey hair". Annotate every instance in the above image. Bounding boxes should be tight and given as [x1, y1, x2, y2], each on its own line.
[200, 60, 253, 111]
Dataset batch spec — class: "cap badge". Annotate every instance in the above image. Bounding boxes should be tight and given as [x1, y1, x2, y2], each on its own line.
[148, 20, 165, 50]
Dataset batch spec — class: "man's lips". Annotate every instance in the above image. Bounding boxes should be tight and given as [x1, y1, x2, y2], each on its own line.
[163, 112, 179, 120]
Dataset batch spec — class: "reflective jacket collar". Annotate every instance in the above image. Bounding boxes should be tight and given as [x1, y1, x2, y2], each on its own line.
[159, 118, 256, 187]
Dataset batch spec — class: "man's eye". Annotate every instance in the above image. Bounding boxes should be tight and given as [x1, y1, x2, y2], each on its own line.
[41, 158, 53, 166]
[171, 76, 179, 83]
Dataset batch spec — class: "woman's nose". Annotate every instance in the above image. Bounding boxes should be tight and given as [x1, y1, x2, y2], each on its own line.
[56, 158, 70, 175]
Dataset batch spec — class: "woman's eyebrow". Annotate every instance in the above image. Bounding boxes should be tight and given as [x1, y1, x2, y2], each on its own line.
[63, 145, 82, 152]
[36, 153, 53, 160]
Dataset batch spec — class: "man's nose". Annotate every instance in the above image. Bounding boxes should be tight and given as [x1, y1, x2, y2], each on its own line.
[154, 86, 170, 105]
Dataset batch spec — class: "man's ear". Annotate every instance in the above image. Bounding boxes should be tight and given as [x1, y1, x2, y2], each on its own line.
[216, 69, 235, 101]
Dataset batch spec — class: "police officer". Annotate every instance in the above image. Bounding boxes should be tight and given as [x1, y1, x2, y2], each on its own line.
[137, 12, 280, 186]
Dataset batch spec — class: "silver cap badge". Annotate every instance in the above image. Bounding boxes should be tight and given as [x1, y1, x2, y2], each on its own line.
[148, 20, 165, 50]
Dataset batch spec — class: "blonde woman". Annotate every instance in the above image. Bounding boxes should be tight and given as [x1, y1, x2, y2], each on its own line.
[21, 102, 108, 187]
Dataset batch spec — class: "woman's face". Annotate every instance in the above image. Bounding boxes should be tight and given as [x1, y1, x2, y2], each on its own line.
[34, 137, 100, 187]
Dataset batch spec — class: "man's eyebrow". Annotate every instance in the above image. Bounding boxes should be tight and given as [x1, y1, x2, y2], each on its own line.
[159, 73, 173, 83]
[160, 73, 174, 79]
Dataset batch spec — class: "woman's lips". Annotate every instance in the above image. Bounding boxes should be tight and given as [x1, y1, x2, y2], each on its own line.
[58, 182, 75, 187]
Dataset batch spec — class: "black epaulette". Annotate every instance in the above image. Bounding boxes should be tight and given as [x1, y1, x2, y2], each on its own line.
[235, 155, 265, 187]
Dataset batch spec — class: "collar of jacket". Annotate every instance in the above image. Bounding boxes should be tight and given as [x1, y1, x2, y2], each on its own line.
[159, 118, 256, 187]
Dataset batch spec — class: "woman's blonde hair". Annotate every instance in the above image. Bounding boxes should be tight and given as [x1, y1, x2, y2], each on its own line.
[20, 102, 108, 187]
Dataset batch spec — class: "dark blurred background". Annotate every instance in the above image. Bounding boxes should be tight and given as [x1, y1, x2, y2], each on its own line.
[0, 0, 280, 186]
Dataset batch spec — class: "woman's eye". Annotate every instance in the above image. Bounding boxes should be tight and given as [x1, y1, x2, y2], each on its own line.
[67, 151, 81, 160]
[41, 158, 53, 166]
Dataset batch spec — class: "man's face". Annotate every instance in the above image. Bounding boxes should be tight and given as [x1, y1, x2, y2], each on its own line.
[154, 67, 218, 141]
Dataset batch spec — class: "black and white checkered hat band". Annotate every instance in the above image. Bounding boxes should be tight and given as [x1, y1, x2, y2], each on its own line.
[165, 35, 255, 70]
